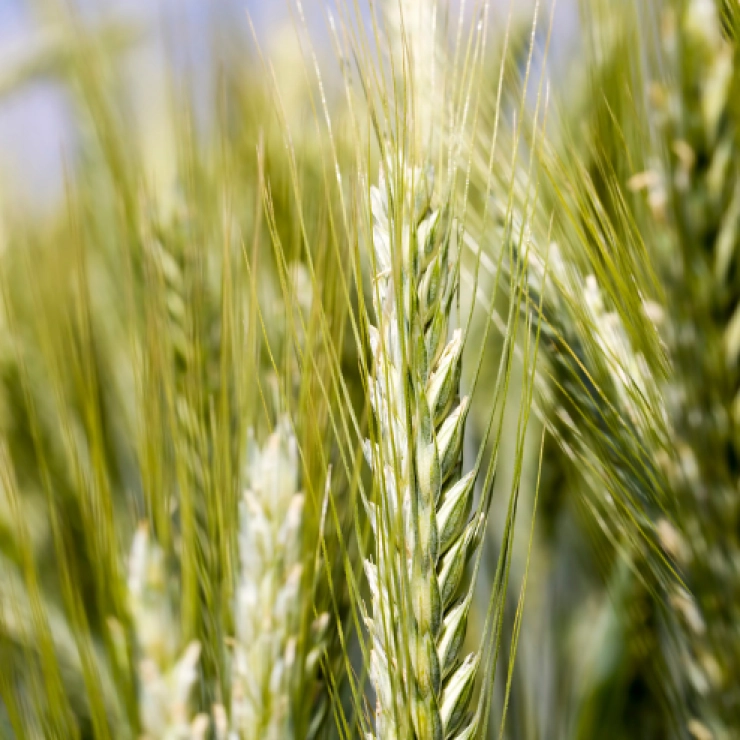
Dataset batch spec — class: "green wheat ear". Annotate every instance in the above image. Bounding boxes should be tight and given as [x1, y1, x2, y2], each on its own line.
[362, 162, 482, 740]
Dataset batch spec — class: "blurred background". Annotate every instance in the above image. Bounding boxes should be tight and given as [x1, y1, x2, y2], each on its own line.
[0, 0, 579, 213]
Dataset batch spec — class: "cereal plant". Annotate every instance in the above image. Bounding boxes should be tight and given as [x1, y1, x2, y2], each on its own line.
[0, 1, 738, 739]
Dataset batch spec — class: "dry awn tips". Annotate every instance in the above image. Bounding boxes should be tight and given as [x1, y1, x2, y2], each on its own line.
[364, 164, 482, 740]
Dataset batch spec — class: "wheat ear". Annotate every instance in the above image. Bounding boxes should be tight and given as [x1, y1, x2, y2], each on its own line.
[363, 163, 481, 740]
[641, 1, 740, 733]
[127, 523, 210, 739]
[148, 220, 228, 718]
[230, 418, 329, 740]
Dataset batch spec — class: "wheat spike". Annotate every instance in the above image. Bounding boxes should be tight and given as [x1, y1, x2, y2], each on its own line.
[230, 418, 329, 740]
[148, 218, 228, 718]
[644, 0, 740, 732]
[525, 0, 740, 733]
[127, 523, 210, 739]
[364, 163, 481, 740]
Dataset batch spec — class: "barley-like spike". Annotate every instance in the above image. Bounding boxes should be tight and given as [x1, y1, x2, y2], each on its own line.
[364, 161, 482, 739]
